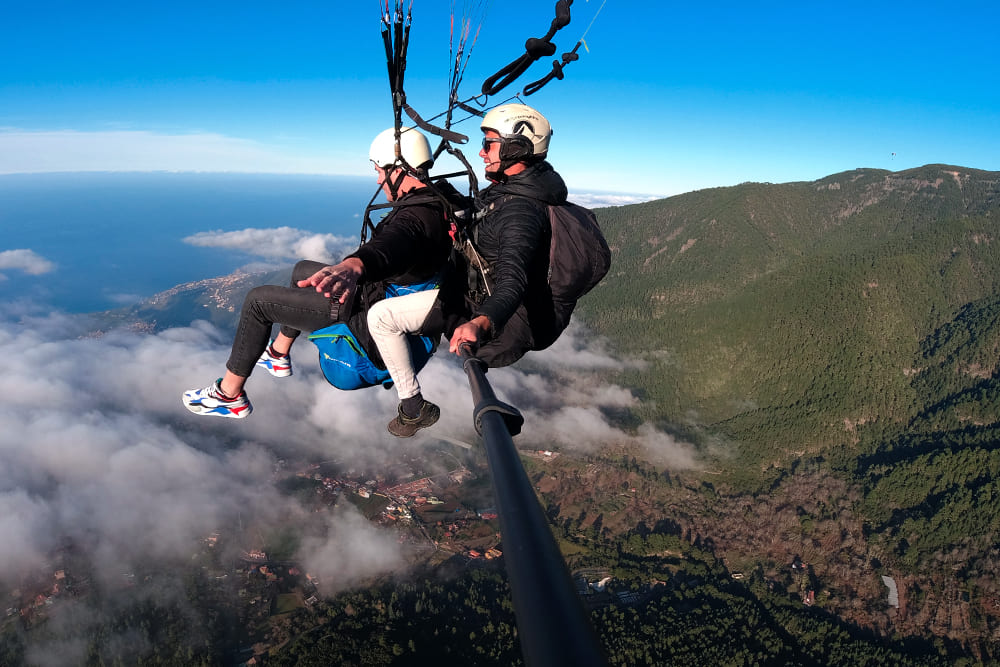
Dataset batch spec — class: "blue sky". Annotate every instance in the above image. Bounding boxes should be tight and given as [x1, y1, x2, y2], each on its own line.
[1, 0, 998, 196]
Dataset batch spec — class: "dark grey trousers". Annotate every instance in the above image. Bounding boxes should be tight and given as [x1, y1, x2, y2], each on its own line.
[225, 260, 342, 377]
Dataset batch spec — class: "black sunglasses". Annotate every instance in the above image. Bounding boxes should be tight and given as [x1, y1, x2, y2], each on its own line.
[481, 137, 502, 151]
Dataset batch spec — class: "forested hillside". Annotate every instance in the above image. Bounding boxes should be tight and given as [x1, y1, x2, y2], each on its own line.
[559, 165, 1000, 661]
[582, 165, 1000, 472]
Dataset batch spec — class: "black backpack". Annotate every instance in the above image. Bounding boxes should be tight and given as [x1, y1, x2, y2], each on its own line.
[464, 196, 611, 307]
[545, 201, 612, 305]
[455, 197, 611, 367]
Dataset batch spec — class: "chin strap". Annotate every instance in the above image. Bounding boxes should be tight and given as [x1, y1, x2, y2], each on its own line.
[385, 165, 409, 201]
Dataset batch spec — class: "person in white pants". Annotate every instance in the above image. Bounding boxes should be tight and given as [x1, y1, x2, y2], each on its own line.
[368, 288, 442, 436]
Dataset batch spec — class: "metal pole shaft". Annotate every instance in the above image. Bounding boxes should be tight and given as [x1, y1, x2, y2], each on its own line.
[461, 351, 608, 667]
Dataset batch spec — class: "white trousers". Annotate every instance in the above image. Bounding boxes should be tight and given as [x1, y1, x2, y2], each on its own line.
[367, 289, 440, 400]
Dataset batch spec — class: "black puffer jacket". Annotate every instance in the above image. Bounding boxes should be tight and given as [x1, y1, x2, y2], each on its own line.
[472, 159, 567, 329]
[425, 160, 570, 367]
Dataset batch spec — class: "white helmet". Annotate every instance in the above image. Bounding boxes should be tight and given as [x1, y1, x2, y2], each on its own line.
[480, 103, 552, 159]
[369, 127, 434, 170]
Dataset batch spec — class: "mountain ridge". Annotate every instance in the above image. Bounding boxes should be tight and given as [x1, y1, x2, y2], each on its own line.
[581, 163, 1000, 464]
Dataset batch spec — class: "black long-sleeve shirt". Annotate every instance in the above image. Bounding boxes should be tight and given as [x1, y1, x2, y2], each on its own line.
[347, 188, 453, 286]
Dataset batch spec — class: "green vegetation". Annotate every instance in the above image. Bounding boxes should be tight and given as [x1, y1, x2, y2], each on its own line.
[582, 165, 1000, 468]
[275, 593, 305, 615]
[266, 529, 952, 666]
[570, 164, 1000, 660]
[844, 291, 1000, 574]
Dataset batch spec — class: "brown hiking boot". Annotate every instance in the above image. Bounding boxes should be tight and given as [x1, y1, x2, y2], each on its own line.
[387, 400, 440, 437]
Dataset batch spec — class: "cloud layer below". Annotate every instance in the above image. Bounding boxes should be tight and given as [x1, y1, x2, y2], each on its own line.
[0, 302, 693, 589]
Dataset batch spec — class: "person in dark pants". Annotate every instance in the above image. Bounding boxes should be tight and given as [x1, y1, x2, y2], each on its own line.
[182, 127, 454, 421]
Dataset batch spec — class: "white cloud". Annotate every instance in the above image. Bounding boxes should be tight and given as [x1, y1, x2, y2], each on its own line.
[104, 291, 146, 305]
[569, 192, 663, 208]
[0, 248, 56, 278]
[0, 129, 357, 176]
[636, 425, 698, 470]
[536, 319, 639, 371]
[182, 226, 356, 263]
[0, 491, 54, 577]
[0, 314, 412, 591]
[297, 506, 408, 595]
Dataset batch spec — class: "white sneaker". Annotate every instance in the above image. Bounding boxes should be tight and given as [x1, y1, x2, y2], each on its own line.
[182, 379, 253, 419]
[256, 343, 292, 378]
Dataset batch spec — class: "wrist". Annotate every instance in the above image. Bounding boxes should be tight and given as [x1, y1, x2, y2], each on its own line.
[471, 315, 492, 334]
[342, 257, 364, 276]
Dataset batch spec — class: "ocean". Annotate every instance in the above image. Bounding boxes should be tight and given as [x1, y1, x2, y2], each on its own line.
[0, 172, 375, 313]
